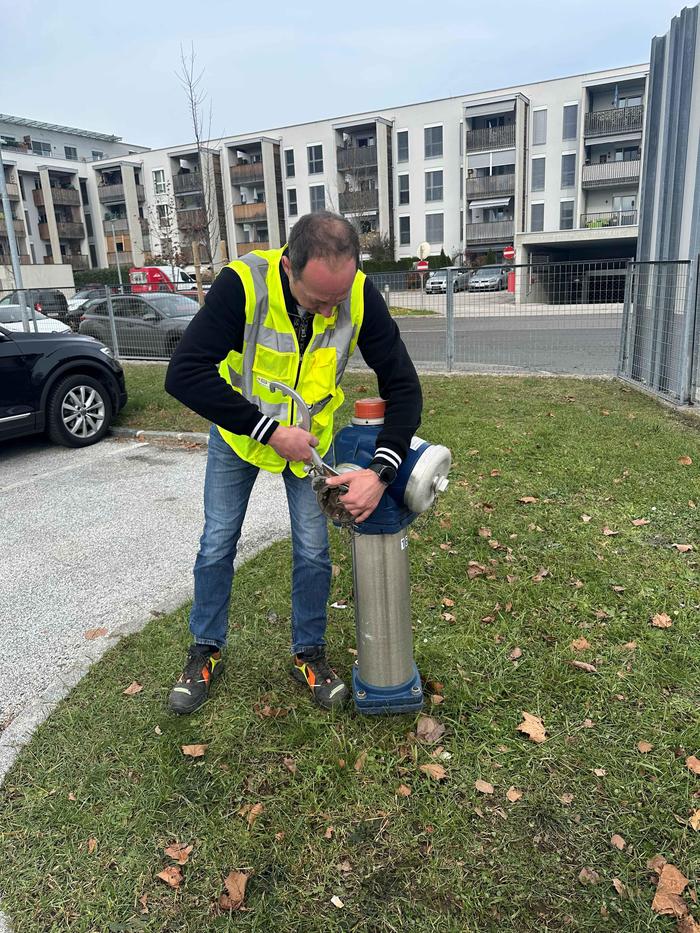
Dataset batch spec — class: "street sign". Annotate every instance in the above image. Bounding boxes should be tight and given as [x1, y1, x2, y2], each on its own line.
[416, 260, 429, 272]
[503, 245, 516, 261]
[417, 242, 431, 260]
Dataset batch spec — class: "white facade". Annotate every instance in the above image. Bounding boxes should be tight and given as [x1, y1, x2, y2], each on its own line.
[1, 62, 650, 278]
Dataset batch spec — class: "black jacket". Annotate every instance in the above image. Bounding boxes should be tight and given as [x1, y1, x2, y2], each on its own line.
[165, 261, 422, 467]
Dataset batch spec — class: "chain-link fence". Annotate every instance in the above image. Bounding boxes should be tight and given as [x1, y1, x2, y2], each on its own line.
[618, 260, 697, 404]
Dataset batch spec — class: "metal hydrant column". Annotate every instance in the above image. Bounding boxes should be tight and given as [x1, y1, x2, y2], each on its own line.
[351, 530, 414, 688]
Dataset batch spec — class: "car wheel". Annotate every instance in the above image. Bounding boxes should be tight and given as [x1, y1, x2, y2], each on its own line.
[46, 374, 113, 448]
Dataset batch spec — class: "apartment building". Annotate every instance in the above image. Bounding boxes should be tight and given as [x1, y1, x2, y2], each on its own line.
[1, 61, 649, 277]
[0, 114, 147, 275]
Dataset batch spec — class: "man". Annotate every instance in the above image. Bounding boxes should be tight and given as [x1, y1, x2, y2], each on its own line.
[164, 211, 422, 714]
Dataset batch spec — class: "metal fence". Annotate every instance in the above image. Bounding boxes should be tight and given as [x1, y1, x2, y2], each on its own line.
[2, 259, 698, 408]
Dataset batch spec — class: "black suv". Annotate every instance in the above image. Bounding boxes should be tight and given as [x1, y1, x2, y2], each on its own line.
[0, 325, 127, 447]
[0, 288, 70, 323]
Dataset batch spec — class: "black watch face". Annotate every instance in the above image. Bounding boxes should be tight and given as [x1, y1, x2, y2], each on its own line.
[376, 464, 397, 484]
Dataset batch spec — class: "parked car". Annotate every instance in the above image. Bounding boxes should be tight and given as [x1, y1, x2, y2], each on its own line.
[424, 268, 471, 294]
[0, 307, 71, 334]
[0, 288, 70, 322]
[468, 265, 509, 291]
[0, 325, 127, 447]
[66, 287, 111, 328]
[79, 292, 199, 357]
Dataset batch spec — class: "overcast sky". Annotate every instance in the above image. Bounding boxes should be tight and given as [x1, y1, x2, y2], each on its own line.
[3, 0, 687, 148]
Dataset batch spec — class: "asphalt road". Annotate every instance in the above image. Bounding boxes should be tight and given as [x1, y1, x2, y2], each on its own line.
[0, 434, 291, 732]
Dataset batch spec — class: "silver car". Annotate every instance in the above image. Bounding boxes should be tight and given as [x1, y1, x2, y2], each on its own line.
[468, 265, 509, 291]
[424, 268, 471, 294]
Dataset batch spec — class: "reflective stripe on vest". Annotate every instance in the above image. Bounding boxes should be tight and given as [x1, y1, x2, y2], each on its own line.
[217, 247, 365, 476]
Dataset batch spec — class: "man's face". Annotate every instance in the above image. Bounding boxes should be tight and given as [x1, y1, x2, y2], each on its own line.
[282, 255, 356, 317]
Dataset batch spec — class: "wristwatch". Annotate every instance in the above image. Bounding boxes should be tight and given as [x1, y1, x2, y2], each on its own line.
[368, 462, 397, 486]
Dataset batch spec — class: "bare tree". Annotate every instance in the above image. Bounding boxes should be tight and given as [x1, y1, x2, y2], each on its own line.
[176, 44, 224, 267]
[146, 183, 183, 276]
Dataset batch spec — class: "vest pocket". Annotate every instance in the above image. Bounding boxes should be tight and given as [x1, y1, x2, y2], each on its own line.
[303, 347, 337, 405]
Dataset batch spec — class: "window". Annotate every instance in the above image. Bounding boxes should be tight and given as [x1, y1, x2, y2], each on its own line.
[561, 153, 576, 188]
[615, 146, 641, 162]
[0, 135, 16, 147]
[425, 170, 443, 202]
[399, 216, 411, 246]
[426, 213, 444, 244]
[64, 146, 78, 160]
[612, 194, 637, 224]
[288, 188, 298, 217]
[424, 125, 443, 159]
[85, 214, 94, 237]
[32, 140, 51, 157]
[398, 174, 409, 205]
[531, 203, 544, 232]
[285, 149, 295, 178]
[531, 157, 545, 191]
[307, 145, 323, 174]
[91, 150, 104, 161]
[560, 200, 574, 230]
[309, 185, 325, 212]
[532, 110, 547, 145]
[157, 203, 171, 225]
[397, 130, 409, 162]
[152, 169, 166, 195]
[562, 104, 578, 140]
[618, 95, 643, 108]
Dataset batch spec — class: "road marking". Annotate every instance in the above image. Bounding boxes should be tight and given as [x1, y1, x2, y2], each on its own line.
[0, 441, 149, 494]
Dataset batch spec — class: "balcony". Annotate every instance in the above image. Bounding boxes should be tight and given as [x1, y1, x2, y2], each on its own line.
[172, 173, 203, 195]
[38, 221, 85, 240]
[230, 162, 265, 185]
[581, 159, 641, 189]
[97, 183, 145, 203]
[466, 124, 516, 153]
[336, 146, 377, 171]
[580, 210, 638, 229]
[465, 173, 515, 198]
[104, 217, 129, 234]
[4, 182, 19, 200]
[584, 105, 644, 138]
[178, 208, 207, 229]
[108, 251, 133, 266]
[237, 240, 270, 256]
[33, 187, 80, 207]
[338, 189, 379, 213]
[66, 254, 89, 270]
[0, 218, 24, 235]
[464, 219, 514, 243]
[234, 202, 267, 222]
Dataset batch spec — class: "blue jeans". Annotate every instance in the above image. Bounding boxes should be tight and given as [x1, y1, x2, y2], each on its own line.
[189, 424, 332, 655]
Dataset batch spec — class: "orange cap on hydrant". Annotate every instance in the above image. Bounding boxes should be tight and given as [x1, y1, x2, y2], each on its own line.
[354, 398, 386, 420]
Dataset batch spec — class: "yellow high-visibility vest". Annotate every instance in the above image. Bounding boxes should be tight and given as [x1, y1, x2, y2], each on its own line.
[217, 247, 365, 476]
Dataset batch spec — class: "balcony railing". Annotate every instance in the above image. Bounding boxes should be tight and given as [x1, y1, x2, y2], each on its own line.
[108, 251, 133, 266]
[4, 182, 20, 200]
[104, 218, 129, 234]
[466, 124, 516, 153]
[66, 254, 89, 270]
[584, 105, 644, 138]
[237, 240, 270, 256]
[338, 189, 379, 213]
[0, 218, 25, 235]
[38, 221, 85, 240]
[234, 202, 267, 222]
[336, 146, 378, 171]
[582, 159, 641, 189]
[33, 187, 80, 207]
[178, 208, 207, 229]
[580, 210, 638, 229]
[230, 162, 265, 185]
[465, 173, 515, 198]
[173, 173, 203, 195]
[464, 219, 515, 243]
[97, 183, 145, 202]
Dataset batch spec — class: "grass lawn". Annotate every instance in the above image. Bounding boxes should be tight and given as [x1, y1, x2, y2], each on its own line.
[2, 371, 700, 931]
[389, 306, 436, 317]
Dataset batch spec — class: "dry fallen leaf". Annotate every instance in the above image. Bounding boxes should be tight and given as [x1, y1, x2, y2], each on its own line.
[652, 613, 673, 629]
[673, 544, 694, 553]
[354, 751, 368, 772]
[87, 837, 97, 855]
[416, 716, 446, 745]
[331, 895, 344, 909]
[531, 567, 550, 584]
[506, 786, 523, 803]
[517, 711, 547, 744]
[518, 496, 538, 504]
[611, 834, 626, 851]
[181, 744, 208, 758]
[603, 527, 619, 537]
[652, 863, 689, 917]
[419, 763, 447, 781]
[475, 779, 494, 795]
[164, 843, 193, 865]
[431, 694, 445, 705]
[84, 627, 108, 640]
[246, 803, 264, 828]
[442, 597, 455, 607]
[637, 741, 653, 754]
[612, 585, 625, 593]
[569, 660, 598, 674]
[324, 826, 334, 840]
[612, 877, 627, 897]
[689, 810, 700, 831]
[631, 518, 651, 526]
[579, 867, 601, 885]
[283, 757, 297, 774]
[478, 527, 492, 538]
[593, 767, 607, 777]
[219, 870, 249, 911]
[560, 793, 574, 805]
[677, 916, 700, 933]
[571, 638, 591, 651]
[442, 612, 457, 623]
[157, 866, 183, 889]
[581, 514, 592, 523]
[678, 456, 693, 466]
[396, 784, 412, 797]
[686, 756, 700, 776]
[123, 681, 143, 696]
[508, 647, 522, 661]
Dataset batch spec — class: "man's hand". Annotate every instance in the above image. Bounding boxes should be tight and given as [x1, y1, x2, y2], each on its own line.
[268, 425, 319, 462]
[324, 469, 386, 523]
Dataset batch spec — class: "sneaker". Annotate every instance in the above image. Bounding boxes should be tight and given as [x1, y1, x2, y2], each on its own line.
[168, 645, 224, 715]
[291, 648, 349, 710]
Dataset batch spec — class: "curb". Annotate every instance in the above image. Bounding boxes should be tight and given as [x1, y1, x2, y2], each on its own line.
[110, 427, 210, 445]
